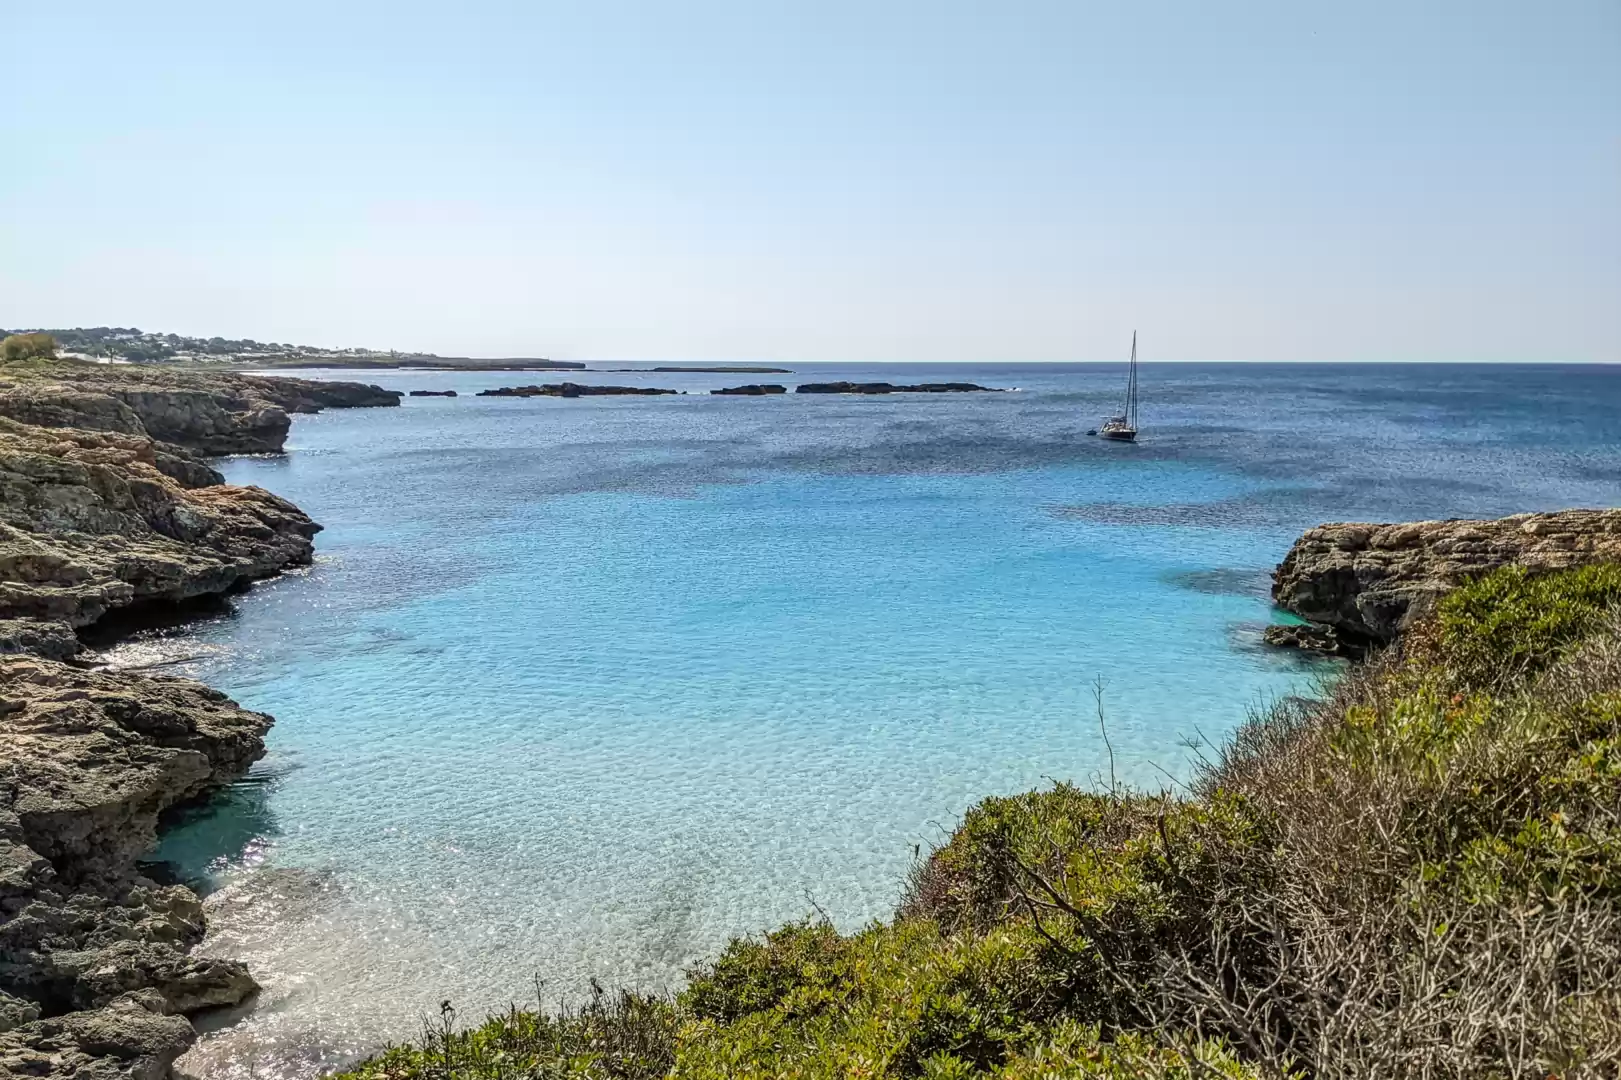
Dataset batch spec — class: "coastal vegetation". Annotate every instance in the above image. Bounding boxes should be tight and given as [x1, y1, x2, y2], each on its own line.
[336, 563, 1621, 1079]
[0, 326, 584, 369]
[0, 332, 57, 363]
[0, 325, 441, 365]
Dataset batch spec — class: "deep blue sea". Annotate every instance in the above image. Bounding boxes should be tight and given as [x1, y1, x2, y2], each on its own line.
[128, 362, 1619, 1077]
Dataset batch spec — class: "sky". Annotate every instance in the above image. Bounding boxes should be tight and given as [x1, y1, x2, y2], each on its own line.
[3, 1, 1617, 363]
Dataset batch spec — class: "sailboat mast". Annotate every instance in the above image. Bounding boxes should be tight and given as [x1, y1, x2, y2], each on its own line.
[1127, 331, 1138, 429]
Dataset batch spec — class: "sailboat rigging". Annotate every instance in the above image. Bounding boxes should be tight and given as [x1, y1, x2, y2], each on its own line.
[1096, 332, 1139, 442]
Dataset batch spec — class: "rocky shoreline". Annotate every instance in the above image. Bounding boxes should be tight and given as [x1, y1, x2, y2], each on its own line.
[0, 361, 399, 1078]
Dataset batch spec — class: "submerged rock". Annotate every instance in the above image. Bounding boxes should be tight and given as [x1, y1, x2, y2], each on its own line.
[1270, 508, 1621, 652]
[1261, 622, 1361, 658]
[478, 383, 679, 397]
[793, 381, 1002, 394]
[407, 389, 458, 397]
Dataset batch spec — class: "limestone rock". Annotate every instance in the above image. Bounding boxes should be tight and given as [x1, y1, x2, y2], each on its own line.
[0, 417, 319, 627]
[0, 991, 39, 1034]
[0, 658, 270, 1070]
[1, 658, 272, 869]
[1261, 622, 1360, 658]
[107, 391, 289, 455]
[0, 620, 80, 662]
[233, 374, 401, 414]
[147, 447, 223, 490]
[1271, 508, 1621, 649]
[0, 992, 195, 1080]
[0, 362, 400, 457]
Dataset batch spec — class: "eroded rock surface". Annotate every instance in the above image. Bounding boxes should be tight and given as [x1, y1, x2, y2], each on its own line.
[0, 364, 399, 458]
[1271, 509, 1621, 652]
[0, 417, 319, 628]
[0, 659, 273, 1075]
[0, 991, 194, 1080]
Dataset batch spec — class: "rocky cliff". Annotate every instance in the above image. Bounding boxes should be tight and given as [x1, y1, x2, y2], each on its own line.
[0, 363, 400, 461]
[0, 361, 395, 1078]
[1269, 508, 1621, 653]
[0, 417, 320, 631]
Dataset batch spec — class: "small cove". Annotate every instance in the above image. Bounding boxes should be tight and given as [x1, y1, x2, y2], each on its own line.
[115, 362, 1621, 1078]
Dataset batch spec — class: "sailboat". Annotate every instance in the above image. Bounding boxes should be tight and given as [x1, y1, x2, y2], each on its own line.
[1096, 332, 1140, 441]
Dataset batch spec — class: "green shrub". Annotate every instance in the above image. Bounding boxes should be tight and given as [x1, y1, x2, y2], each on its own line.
[996, 1023, 1265, 1079]
[684, 920, 852, 1024]
[0, 332, 57, 363]
[339, 992, 677, 1080]
[1437, 563, 1621, 686]
[673, 919, 1079, 1077]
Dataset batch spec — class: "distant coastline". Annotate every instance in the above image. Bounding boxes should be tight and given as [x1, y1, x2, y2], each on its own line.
[237, 357, 586, 371]
[0, 325, 589, 371]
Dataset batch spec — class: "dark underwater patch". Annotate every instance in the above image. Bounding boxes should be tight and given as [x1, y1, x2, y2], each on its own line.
[1048, 496, 1284, 529]
[1164, 568, 1274, 598]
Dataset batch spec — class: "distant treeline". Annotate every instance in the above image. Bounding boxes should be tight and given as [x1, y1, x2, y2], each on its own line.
[0, 326, 440, 364]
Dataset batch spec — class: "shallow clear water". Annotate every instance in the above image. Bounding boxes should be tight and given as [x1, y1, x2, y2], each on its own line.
[134, 362, 1619, 1077]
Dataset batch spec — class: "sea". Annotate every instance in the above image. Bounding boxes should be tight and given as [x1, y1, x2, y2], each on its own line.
[112, 362, 1618, 1078]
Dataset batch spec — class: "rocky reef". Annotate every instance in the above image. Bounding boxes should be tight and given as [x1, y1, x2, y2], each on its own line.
[1269, 508, 1621, 654]
[0, 360, 396, 1078]
[478, 383, 679, 397]
[710, 384, 786, 396]
[793, 381, 1002, 394]
[408, 389, 458, 397]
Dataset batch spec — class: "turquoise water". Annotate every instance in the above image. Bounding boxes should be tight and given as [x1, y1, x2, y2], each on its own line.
[135, 363, 1620, 1077]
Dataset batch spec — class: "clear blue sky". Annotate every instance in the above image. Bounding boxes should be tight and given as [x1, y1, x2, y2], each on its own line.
[4, 1, 1617, 362]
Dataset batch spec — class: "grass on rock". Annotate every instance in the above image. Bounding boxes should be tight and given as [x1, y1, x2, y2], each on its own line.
[337, 564, 1621, 1079]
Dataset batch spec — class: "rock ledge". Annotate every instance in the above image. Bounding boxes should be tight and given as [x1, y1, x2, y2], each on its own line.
[1270, 508, 1621, 654]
